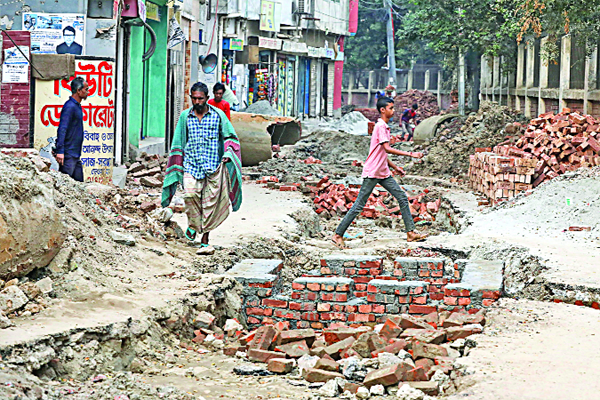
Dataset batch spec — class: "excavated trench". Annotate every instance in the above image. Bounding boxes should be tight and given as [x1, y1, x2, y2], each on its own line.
[437, 195, 600, 310]
[0, 276, 245, 399]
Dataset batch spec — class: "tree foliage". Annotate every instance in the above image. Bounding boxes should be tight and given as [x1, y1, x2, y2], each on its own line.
[396, 0, 521, 70]
[345, 1, 443, 71]
[344, 8, 390, 71]
[514, 0, 600, 61]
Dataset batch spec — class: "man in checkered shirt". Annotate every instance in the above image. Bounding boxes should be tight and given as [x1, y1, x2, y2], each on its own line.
[181, 82, 234, 247]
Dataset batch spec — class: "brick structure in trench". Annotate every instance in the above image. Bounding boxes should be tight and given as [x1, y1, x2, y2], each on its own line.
[227, 256, 503, 329]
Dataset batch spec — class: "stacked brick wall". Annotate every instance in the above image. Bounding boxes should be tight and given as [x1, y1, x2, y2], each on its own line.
[468, 152, 537, 204]
[234, 256, 502, 330]
[392, 257, 466, 301]
[319, 256, 384, 298]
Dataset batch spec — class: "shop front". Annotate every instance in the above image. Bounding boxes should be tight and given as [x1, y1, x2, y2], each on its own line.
[246, 37, 281, 108]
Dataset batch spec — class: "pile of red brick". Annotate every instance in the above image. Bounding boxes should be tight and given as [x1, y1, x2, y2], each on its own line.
[354, 108, 380, 123]
[469, 108, 600, 204]
[256, 176, 280, 184]
[309, 177, 441, 222]
[394, 90, 440, 122]
[225, 311, 484, 395]
[299, 157, 323, 164]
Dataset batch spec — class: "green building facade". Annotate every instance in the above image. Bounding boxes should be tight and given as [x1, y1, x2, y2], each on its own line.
[127, 0, 169, 150]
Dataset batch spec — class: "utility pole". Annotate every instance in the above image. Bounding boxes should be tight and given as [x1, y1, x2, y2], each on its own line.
[459, 50, 465, 115]
[385, 0, 396, 87]
[457, 7, 465, 116]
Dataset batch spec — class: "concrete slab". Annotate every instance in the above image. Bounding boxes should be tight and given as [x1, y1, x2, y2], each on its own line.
[226, 259, 283, 277]
[111, 166, 128, 188]
[460, 259, 504, 291]
[138, 137, 166, 155]
[395, 257, 445, 267]
[368, 279, 428, 289]
[321, 255, 383, 270]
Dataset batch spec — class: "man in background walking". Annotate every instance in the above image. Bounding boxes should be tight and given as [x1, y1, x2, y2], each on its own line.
[56, 77, 89, 182]
[208, 82, 231, 121]
[401, 103, 418, 141]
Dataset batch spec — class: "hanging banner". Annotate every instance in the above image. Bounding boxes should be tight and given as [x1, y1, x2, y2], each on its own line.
[168, 17, 186, 49]
[260, 0, 280, 32]
[34, 60, 115, 184]
[23, 13, 86, 55]
[2, 46, 29, 83]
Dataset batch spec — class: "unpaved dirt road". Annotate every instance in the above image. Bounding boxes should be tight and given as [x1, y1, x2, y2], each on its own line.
[172, 183, 307, 247]
[449, 298, 600, 400]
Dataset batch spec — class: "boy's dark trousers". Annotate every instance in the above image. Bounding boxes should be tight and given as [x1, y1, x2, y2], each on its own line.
[335, 176, 416, 236]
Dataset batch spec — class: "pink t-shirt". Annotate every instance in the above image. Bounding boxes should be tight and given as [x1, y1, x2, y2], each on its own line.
[362, 119, 391, 179]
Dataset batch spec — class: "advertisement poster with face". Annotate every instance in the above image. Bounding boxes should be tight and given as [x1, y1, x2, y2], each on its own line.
[23, 13, 85, 55]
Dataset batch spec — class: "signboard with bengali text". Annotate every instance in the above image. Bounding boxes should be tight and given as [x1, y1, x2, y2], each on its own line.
[34, 60, 115, 184]
[258, 37, 282, 50]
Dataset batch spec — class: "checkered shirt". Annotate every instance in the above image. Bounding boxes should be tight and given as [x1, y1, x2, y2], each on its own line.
[183, 107, 221, 180]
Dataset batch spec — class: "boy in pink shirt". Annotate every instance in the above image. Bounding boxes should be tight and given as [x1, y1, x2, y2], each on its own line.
[332, 97, 427, 249]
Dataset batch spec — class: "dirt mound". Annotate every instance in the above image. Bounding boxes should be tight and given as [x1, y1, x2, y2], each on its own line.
[247, 129, 369, 183]
[243, 100, 281, 116]
[407, 102, 527, 179]
[0, 153, 64, 281]
[394, 89, 440, 122]
[0, 152, 194, 323]
[488, 166, 600, 233]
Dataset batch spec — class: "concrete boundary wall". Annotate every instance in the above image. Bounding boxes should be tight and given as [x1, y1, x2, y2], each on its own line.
[480, 36, 600, 119]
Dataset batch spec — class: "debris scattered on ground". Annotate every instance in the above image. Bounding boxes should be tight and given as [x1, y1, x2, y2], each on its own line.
[308, 176, 442, 223]
[0, 274, 54, 319]
[408, 102, 527, 179]
[125, 152, 167, 188]
[394, 90, 440, 122]
[225, 310, 485, 398]
[300, 156, 323, 164]
[245, 129, 369, 183]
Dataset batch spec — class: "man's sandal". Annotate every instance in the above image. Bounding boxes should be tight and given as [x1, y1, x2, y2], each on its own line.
[185, 228, 197, 241]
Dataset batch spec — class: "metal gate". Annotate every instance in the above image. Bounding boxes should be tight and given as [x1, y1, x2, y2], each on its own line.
[327, 61, 334, 116]
[166, 46, 185, 147]
[309, 61, 318, 117]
